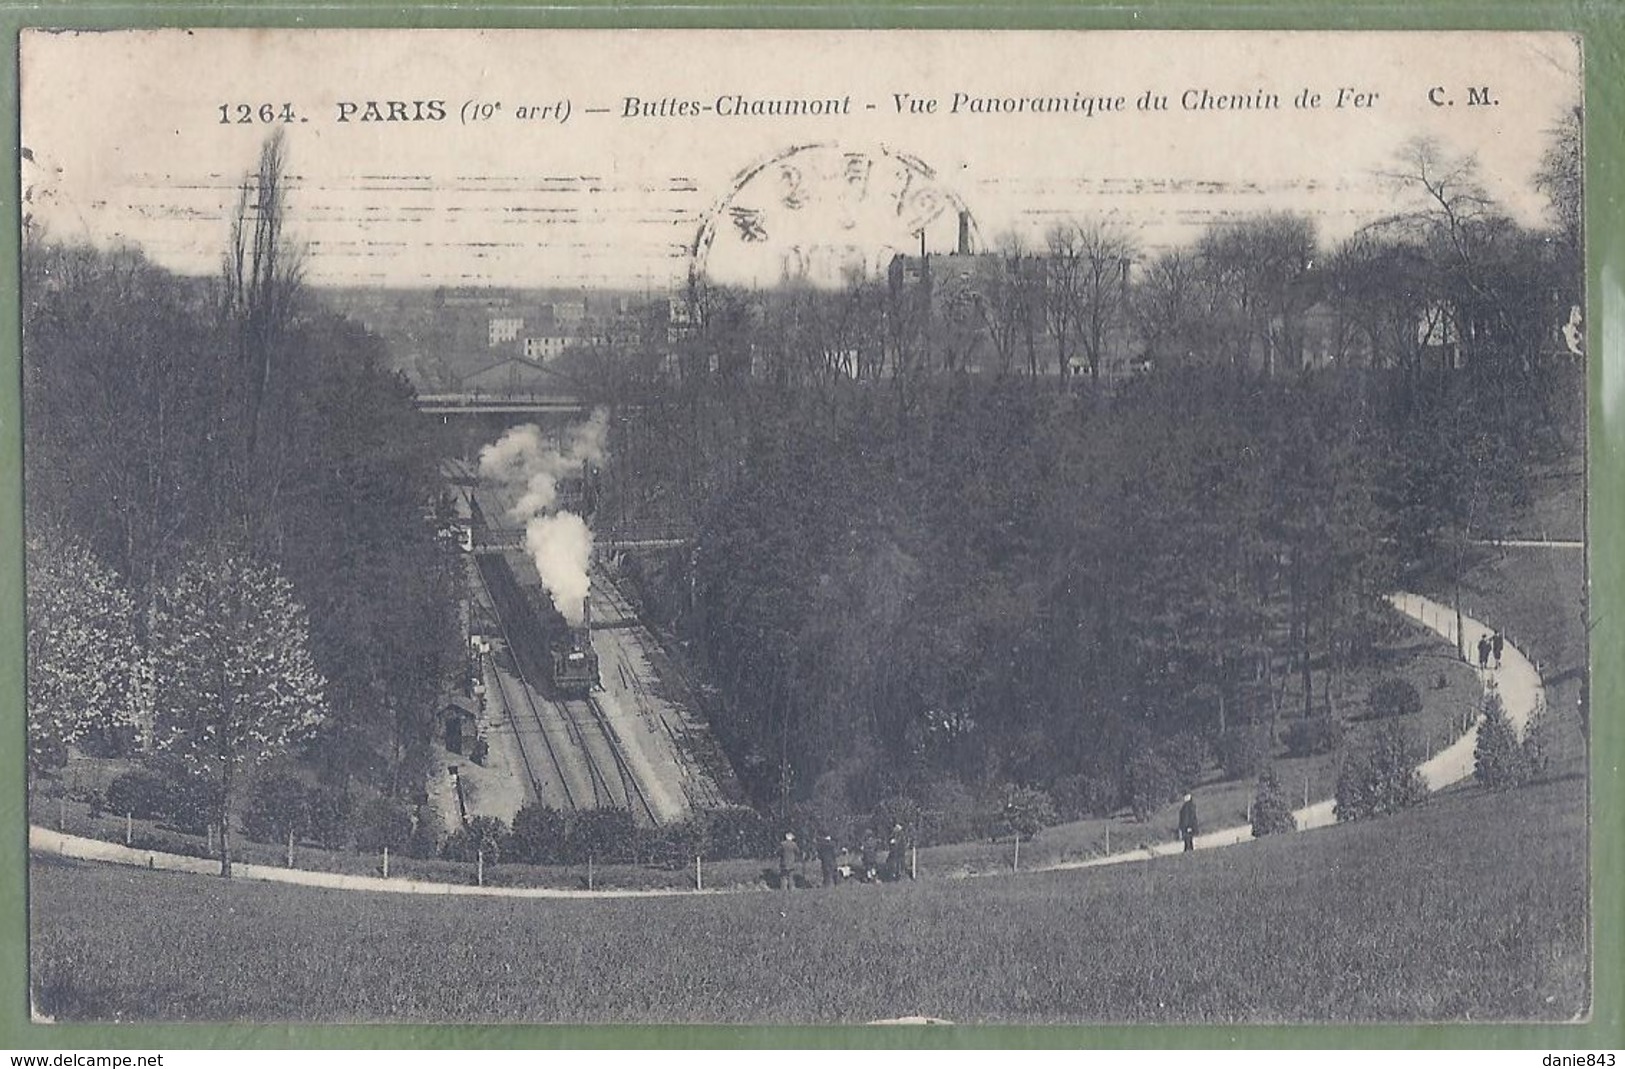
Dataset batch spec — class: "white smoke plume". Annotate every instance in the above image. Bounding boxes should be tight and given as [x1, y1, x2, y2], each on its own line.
[525, 512, 594, 626]
[478, 411, 609, 522]
[477, 409, 609, 626]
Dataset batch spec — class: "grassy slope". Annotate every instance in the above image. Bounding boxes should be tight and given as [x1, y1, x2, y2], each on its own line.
[31, 773, 1586, 1025]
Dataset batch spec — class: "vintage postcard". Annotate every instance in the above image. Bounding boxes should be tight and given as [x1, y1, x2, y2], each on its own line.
[19, 29, 1589, 1025]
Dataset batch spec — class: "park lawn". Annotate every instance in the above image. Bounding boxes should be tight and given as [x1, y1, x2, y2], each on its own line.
[30, 772, 1586, 1025]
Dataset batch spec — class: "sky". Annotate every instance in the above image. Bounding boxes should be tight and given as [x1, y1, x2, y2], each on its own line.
[20, 29, 1583, 290]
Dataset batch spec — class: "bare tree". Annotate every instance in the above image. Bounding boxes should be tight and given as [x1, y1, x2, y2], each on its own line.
[1043, 225, 1084, 382]
[220, 131, 305, 537]
[1132, 248, 1195, 370]
[1074, 221, 1139, 382]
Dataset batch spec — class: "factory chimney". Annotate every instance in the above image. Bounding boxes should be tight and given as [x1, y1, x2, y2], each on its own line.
[957, 210, 971, 256]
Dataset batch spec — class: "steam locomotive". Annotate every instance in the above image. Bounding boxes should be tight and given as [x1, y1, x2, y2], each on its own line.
[476, 550, 600, 699]
[546, 594, 600, 700]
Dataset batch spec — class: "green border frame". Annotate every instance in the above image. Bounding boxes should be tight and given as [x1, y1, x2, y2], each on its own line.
[1, 0, 1619, 1050]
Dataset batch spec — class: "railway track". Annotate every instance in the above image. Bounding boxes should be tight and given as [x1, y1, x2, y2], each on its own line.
[464, 473, 659, 825]
[582, 694, 658, 825]
[470, 550, 587, 812]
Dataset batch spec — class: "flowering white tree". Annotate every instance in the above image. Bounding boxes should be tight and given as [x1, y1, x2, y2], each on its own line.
[24, 527, 140, 769]
[152, 549, 326, 876]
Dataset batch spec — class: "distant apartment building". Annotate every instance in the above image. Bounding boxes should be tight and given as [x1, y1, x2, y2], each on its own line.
[523, 335, 572, 361]
[488, 317, 525, 347]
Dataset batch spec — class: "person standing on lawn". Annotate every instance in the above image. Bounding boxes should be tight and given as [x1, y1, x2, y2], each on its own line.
[1178, 793, 1199, 853]
[816, 831, 839, 886]
[1492, 631, 1504, 669]
[884, 822, 909, 881]
[778, 831, 799, 891]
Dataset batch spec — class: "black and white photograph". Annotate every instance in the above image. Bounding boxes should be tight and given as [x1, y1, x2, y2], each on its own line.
[19, 29, 1590, 1024]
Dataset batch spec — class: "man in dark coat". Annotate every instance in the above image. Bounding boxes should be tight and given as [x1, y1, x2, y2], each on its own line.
[777, 832, 799, 891]
[883, 823, 908, 881]
[1178, 793, 1199, 853]
[1477, 634, 1492, 669]
[1492, 631, 1504, 669]
[816, 832, 839, 886]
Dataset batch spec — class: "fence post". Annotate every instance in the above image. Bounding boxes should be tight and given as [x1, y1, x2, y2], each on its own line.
[911, 845, 917, 881]
[287, 829, 295, 868]
[477, 848, 484, 887]
[382, 846, 390, 879]
[1013, 834, 1020, 873]
[695, 855, 703, 892]
[1303, 774, 1310, 808]
[587, 854, 594, 891]
[1105, 826, 1110, 856]
[125, 812, 133, 846]
[57, 796, 65, 831]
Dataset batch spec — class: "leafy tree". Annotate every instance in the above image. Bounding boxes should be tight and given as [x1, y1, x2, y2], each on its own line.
[24, 527, 141, 768]
[1125, 748, 1180, 822]
[1250, 766, 1297, 837]
[994, 784, 1058, 841]
[1335, 723, 1427, 821]
[151, 549, 326, 876]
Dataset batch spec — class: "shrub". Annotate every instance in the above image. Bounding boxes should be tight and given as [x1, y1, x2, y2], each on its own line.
[641, 815, 710, 867]
[567, 808, 636, 864]
[1368, 677, 1423, 720]
[354, 796, 414, 853]
[441, 815, 509, 864]
[1474, 687, 1534, 790]
[1283, 716, 1344, 758]
[105, 763, 213, 834]
[1050, 771, 1118, 821]
[1156, 732, 1210, 786]
[242, 772, 310, 844]
[991, 785, 1057, 841]
[105, 769, 169, 821]
[1125, 749, 1180, 822]
[1215, 728, 1269, 780]
[508, 802, 569, 864]
[1335, 724, 1427, 821]
[1250, 767, 1296, 837]
[704, 806, 775, 859]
